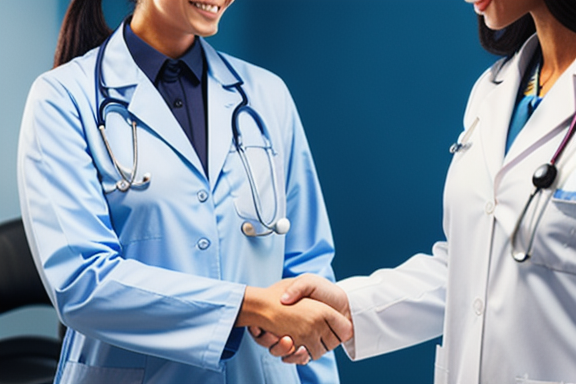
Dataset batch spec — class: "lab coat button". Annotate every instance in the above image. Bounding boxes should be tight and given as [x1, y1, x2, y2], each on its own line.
[473, 298, 484, 315]
[197, 190, 209, 202]
[197, 238, 211, 250]
[484, 201, 495, 214]
[174, 99, 183, 108]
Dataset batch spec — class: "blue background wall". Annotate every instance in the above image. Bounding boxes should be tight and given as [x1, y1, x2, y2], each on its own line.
[0, 1, 495, 382]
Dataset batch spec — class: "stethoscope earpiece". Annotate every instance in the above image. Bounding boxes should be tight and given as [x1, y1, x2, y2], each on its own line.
[274, 218, 291, 235]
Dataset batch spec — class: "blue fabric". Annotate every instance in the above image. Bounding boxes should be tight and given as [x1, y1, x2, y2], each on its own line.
[506, 52, 543, 153]
[18, 23, 339, 384]
[124, 23, 208, 174]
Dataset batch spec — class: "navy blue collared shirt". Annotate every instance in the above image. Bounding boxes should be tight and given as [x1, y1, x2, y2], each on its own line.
[124, 23, 208, 174]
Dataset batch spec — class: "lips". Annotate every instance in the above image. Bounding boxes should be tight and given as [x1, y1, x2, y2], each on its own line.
[473, 0, 492, 13]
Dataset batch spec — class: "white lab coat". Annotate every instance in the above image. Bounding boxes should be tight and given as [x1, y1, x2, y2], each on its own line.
[338, 34, 576, 384]
[17, 26, 339, 384]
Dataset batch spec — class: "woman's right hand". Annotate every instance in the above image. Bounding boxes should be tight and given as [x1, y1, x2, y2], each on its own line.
[236, 278, 353, 360]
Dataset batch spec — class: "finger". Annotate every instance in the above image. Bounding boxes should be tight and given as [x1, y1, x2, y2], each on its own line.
[325, 309, 354, 344]
[250, 329, 286, 351]
[319, 321, 342, 352]
[282, 346, 311, 365]
[248, 326, 263, 338]
[269, 336, 296, 357]
[280, 274, 318, 305]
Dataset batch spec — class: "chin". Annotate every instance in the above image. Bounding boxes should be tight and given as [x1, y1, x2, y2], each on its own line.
[196, 27, 219, 38]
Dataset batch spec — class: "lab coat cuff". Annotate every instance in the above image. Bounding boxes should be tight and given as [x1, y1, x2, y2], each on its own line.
[336, 279, 359, 360]
[204, 284, 246, 370]
[337, 277, 392, 361]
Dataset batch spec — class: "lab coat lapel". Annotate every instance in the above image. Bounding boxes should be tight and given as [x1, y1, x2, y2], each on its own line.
[200, 39, 243, 187]
[504, 61, 576, 165]
[474, 58, 522, 182]
[129, 82, 205, 173]
[101, 27, 207, 177]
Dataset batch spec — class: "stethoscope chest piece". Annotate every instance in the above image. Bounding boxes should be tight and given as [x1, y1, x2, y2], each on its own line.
[532, 163, 557, 189]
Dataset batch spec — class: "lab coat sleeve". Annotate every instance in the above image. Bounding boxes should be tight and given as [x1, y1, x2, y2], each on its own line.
[273, 81, 339, 382]
[338, 241, 448, 361]
[17, 69, 244, 371]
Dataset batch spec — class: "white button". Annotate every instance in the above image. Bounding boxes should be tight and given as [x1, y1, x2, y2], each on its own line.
[484, 201, 495, 214]
[197, 190, 209, 203]
[197, 238, 211, 250]
[473, 298, 484, 316]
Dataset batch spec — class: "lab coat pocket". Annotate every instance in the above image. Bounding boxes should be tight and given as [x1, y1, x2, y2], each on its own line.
[553, 168, 576, 216]
[60, 361, 144, 384]
[529, 193, 576, 275]
[433, 344, 448, 384]
[515, 375, 568, 384]
[552, 189, 576, 216]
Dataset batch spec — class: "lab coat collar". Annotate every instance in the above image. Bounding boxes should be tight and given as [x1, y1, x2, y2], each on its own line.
[471, 34, 576, 184]
[99, 25, 242, 90]
[504, 46, 576, 164]
[98, 25, 244, 187]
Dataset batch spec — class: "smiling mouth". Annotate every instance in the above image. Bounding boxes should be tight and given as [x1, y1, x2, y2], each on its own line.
[192, 2, 220, 13]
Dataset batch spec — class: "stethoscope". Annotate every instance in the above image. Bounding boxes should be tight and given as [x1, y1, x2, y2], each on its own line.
[95, 36, 290, 237]
[228, 81, 291, 237]
[95, 37, 151, 193]
[510, 112, 576, 262]
[452, 115, 576, 262]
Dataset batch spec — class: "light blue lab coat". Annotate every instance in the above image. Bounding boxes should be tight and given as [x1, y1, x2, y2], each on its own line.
[17, 25, 339, 384]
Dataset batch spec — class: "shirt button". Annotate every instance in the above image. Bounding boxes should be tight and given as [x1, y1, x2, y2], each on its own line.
[174, 99, 183, 108]
[473, 298, 484, 316]
[197, 190, 209, 203]
[484, 200, 495, 214]
[197, 238, 211, 250]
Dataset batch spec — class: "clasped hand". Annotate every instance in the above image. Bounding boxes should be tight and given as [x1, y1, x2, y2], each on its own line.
[238, 274, 352, 364]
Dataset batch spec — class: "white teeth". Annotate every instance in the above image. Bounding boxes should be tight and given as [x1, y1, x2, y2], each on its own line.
[193, 2, 219, 13]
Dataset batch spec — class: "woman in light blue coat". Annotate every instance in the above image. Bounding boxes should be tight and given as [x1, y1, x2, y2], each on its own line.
[17, 0, 351, 383]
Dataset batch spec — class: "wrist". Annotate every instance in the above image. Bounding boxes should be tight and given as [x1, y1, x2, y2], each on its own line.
[235, 286, 272, 329]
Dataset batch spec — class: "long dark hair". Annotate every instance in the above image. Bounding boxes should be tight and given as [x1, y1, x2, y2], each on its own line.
[53, 0, 112, 68]
[478, 0, 576, 57]
[53, 0, 138, 68]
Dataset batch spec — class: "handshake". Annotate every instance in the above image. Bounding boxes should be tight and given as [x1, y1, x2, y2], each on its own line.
[235, 274, 353, 364]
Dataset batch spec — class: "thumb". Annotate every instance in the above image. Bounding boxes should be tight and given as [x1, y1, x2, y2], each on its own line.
[280, 273, 318, 305]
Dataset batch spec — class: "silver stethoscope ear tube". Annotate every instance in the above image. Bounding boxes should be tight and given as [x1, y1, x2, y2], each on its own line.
[236, 144, 291, 237]
[98, 119, 151, 193]
[96, 37, 151, 193]
[230, 80, 290, 237]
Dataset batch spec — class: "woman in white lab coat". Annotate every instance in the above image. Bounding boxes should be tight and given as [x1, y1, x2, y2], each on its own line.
[270, 0, 576, 383]
[17, 0, 352, 383]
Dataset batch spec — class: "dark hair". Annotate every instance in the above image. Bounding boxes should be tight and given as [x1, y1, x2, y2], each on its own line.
[478, 0, 576, 57]
[53, 0, 112, 68]
[477, 14, 535, 57]
[544, 0, 576, 33]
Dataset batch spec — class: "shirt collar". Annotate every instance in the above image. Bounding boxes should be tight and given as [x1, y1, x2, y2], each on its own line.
[123, 22, 204, 84]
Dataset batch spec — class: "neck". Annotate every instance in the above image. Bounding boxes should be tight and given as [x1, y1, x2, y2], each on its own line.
[531, 6, 576, 95]
[130, 8, 195, 59]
